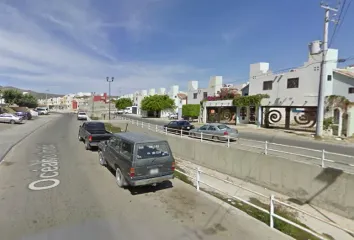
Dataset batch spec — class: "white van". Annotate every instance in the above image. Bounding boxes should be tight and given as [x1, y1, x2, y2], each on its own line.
[124, 107, 132, 114]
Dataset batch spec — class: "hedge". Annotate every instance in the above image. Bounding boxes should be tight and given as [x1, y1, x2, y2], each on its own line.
[182, 104, 200, 117]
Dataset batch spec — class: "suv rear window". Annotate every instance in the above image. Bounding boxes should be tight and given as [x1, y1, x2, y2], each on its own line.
[136, 143, 170, 159]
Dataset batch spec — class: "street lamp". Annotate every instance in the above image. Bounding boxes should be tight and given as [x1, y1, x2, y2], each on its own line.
[106, 77, 114, 120]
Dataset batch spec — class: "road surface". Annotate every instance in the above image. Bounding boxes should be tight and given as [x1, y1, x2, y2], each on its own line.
[0, 114, 290, 240]
[120, 115, 354, 165]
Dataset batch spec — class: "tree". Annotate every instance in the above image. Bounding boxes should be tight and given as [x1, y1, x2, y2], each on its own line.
[141, 95, 175, 112]
[182, 104, 200, 117]
[15, 94, 38, 108]
[2, 89, 22, 105]
[1, 89, 38, 108]
[115, 98, 133, 110]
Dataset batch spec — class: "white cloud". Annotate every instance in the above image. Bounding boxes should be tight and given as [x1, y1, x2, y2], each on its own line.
[0, 0, 208, 94]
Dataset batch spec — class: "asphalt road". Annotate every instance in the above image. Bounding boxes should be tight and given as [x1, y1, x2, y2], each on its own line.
[0, 114, 290, 240]
[121, 115, 354, 157]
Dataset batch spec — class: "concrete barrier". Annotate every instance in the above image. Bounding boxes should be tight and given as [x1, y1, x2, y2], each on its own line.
[115, 121, 354, 220]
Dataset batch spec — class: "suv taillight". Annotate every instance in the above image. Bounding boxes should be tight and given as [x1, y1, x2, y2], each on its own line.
[223, 131, 228, 135]
[88, 135, 92, 141]
[172, 162, 175, 171]
[129, 168, 135, 177]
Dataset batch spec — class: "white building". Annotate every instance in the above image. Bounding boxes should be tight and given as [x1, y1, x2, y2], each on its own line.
[187, 76, 223, 105]
[249, 41, 354, 107]
[245, 40, 354, 135]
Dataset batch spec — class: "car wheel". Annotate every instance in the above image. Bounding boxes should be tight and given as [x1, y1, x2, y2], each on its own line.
[98, 151, 106, 166]
[115, 168, 126, 188]
[10, 120, 15, 124]
[85, 141, 91, 150]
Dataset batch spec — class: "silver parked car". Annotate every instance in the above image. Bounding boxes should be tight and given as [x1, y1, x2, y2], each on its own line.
[0, 113, 25, 124]
[189, 123, 238, 141]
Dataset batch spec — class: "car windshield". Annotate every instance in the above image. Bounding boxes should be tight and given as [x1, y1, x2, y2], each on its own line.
[136, 142, 170, 159]
[78, 112, 86, 115]
[217, 125, 231, 130]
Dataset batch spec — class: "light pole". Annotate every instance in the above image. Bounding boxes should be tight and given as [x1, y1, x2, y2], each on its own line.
[106, 77, 114, 120]
[45, 89, 49, 109]
[91, 92, 95, 118]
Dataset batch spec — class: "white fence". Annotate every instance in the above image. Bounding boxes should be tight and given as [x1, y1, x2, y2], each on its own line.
[175, 160, 354, 240]
[119, 117, 354, 172]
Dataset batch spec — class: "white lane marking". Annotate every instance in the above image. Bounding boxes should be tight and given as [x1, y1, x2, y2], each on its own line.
[28, 144, 61, 191]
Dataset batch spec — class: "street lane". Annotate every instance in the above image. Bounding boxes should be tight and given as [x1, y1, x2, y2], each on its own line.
[121, 114, 354, 156]
[0, 113, 290, 240]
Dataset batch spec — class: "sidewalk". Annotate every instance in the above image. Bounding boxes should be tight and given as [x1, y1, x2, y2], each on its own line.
[176, 158, 354, 240]
[0, 114, 61, 162]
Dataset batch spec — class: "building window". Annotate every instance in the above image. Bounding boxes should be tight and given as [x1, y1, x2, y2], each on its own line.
[263, 81, 273, 90]
[349, 88, 354, 94]
[287, 78, 299, 89]
[193, 93, 197, 99]
[203, 92, 207, 98]
[327, 75, 332, 81]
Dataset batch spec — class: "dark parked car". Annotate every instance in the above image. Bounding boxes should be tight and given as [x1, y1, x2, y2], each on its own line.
[78, 121, 113, 150]
[163, 120, 195, 134]
[15, 111, 32, 120]
[98, 132, 175, 188]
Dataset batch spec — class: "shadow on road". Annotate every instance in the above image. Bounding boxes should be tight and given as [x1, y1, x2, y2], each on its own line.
[105, 165, 173, 195]
[127, 181, 173, 195]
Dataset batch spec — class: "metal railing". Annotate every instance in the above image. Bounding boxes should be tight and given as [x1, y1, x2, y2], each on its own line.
[175, 160, 354, 240]
[118, 116, 354, 171]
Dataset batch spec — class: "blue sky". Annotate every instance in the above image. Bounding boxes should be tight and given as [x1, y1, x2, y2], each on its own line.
[0, 0, 353, 95]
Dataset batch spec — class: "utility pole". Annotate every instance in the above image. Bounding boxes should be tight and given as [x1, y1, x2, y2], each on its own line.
[45, 89, 49, 109]
[106, 77, 114, 120]
[91, 92, 95, 118]
[315, 2, 338, 137]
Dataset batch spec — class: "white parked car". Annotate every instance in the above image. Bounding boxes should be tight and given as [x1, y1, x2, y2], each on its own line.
[117, 110, 124, 114]
[77, 112, 88, 120]
[0, 113, 25, 124]
[124, 107, 132, 114]
[168, 113, 178, 120]
[29, 109, 39, 118]
[36, 107, 49, 115]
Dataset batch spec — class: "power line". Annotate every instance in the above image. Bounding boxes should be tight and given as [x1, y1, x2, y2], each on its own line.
[329, 0, 353, 47]
[328, 0, 346, 48]
[336, 0, 353, 34]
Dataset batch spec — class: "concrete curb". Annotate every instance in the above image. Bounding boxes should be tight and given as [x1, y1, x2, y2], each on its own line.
[0, 118, 58, 163]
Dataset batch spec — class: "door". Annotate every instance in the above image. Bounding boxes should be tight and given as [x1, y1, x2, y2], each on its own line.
[166, 121, 178, 132]
[105, 137, 120, 169]
[133, 142, 173, 179]
[196, 125, 209, 138]
[206, 125, 218, 139]
[0, 114, 10, 123]
[79, 122, 86, 138]
[117, 140, 134, 179]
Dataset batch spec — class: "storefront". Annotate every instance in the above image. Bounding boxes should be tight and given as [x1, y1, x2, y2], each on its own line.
[203, 100, 236, 125]
[202, 100, 260, 126]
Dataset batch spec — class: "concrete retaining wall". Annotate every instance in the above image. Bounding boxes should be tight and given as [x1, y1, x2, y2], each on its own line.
[115, 121, 354, 219]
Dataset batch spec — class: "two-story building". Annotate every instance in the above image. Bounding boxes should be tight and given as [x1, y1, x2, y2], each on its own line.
[187, 76, 223, 105]
[247, 40, 354, 135]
